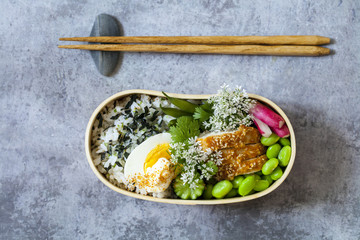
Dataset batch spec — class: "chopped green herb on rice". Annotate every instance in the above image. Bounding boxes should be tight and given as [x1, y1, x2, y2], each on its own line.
[91, 94, 173, 195]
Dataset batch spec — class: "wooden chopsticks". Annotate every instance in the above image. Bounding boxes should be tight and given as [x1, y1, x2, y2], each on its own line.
[60, 35, 330, 45]
[58, 44, 330, 56]
[58, 35, 331, 56]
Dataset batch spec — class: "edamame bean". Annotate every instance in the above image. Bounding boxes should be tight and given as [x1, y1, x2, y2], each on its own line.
[212, 180, 233, 199]
[254, 180, 270, 191]
[279, 138, 291, 146]
[266, 143, 282, 159]
[262, 175, 273, 185]
[261, 133, 280, 146]
[278, 146, 291, 167]
[255, 175, 261, 180]
[270, 166, 283, 180]
[203, 184, 214, 200]
[225, 188, 238, 198]
[262, 158, 279, 175]
[231, 176, 244, 189]
[249, 190, 256, 195]
[238, 175, 256, 196]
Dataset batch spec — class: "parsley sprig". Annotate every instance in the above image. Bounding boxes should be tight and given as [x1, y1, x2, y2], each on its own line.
[169, 116, 200, 143]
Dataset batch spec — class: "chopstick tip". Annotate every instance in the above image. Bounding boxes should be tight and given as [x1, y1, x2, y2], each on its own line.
[317, 47, 331, 56]
[59, 37, 72, 41]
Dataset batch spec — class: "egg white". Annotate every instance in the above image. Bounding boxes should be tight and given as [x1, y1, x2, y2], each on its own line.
[124, 132, 173, 193]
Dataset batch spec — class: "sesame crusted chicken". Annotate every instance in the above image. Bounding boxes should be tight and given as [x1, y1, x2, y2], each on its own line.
[196, 125, 267, 181]
[220, 143, 266, 163]
[216, 155, 267, 181]
[197, 125, 261, 151]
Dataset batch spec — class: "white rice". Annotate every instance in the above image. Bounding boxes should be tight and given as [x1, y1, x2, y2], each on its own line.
[91, 94, 174, 197]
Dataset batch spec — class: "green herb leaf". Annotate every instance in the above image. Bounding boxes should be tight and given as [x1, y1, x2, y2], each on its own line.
[169, 116, 200, 143]
[193, 107, 212, 122]
[167, 119, 177, 128]
[200, 101, 213, 113]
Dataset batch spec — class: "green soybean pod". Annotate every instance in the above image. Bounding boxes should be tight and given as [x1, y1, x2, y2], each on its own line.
[160, 107, 193, 118]
[225, 188, 238, 198]
[212, 180, 233, 199]
[270, 166, 283, 180]
[238, 175, 256, 196]
[231, 175, 244, 189]
[262, 175, 273, 185]
[262, 158, 279, 175]
[255, 175, 261, 180]
[266, 143, 282, 159]
[279, 138, 291, 146]
[254, 180, 270, 191]
[203, 184, 214, 200]
[278, 146, 292, 167]
[261, 133, 280, 146]
[162, 92, 198, 113]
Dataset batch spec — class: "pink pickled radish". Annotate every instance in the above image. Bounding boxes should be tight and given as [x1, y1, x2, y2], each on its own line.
[270, 124, 290, 138]
[250, 102, 285, 128]
[253, 117, 272, 137]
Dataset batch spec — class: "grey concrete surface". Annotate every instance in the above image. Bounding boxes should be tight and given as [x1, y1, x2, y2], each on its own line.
[1, 0, 359, 239]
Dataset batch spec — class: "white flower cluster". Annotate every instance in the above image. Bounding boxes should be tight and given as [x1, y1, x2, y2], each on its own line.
[204, 84, 255, 131]
[170, 137, 223, 189]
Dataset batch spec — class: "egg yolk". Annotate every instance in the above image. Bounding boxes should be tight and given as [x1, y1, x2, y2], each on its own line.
[144, 143, 171, 173]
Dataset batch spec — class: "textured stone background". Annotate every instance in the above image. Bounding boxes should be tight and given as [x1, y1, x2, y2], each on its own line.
[1, 0, 359, 239]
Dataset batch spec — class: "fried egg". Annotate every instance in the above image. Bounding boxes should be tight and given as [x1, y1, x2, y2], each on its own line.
[124, 133, 175, 193]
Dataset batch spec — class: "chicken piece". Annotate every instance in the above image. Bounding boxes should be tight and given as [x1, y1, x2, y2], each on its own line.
[220, 143, 266, 163]
[197, 125, 261, 151]
[216, 154, 268, 181]
[197, 125, 266, 180]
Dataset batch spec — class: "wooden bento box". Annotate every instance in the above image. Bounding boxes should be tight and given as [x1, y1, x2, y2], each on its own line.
[85, 90, 296, 205]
